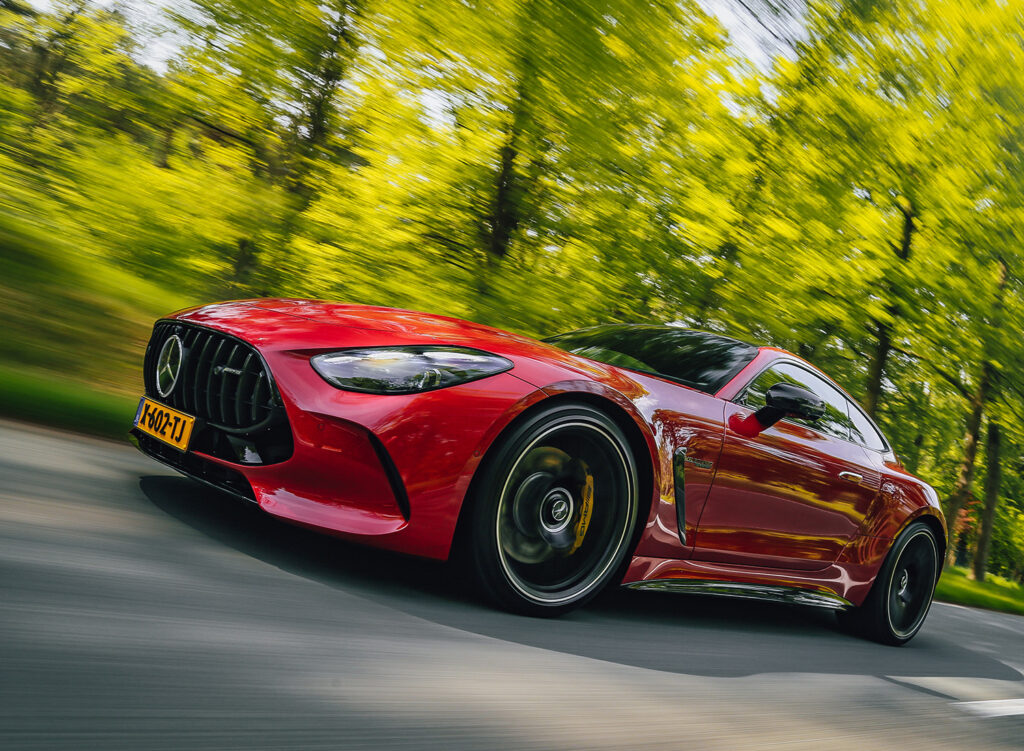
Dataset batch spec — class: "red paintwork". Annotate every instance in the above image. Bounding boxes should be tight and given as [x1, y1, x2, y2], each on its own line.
[694, 400, 883, 570]
[148, 300, 945, 607]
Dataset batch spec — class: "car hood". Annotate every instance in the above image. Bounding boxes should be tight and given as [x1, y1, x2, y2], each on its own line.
[256, 299, 541, 342]
[170, 299, 537, 347]
[166, 299, 613, 384]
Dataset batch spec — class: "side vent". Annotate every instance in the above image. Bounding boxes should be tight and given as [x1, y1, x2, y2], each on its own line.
[673, 447, 687, 545]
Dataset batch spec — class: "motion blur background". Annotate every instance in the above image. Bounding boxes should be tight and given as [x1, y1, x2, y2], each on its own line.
[1, 0, 1023, 595]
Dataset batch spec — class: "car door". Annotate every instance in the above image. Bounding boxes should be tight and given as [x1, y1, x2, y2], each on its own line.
[692, 360, 882, 571]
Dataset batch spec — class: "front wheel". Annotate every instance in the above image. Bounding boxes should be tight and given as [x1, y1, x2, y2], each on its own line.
[838, 521, 939, 646]
[464, 403, 639, 616]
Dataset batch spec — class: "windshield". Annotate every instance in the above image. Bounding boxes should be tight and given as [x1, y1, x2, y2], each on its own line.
[545, 325, 758, 394]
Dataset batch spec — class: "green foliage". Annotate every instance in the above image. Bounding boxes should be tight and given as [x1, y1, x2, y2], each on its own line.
[989, 499, 1024, 580]
[935, 566, 1024, 616]
[0, 364, 138, 440]
[1, 0, 1024, 576]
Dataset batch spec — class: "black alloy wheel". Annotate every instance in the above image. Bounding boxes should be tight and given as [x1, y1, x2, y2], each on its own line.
[465, 403, 639, 616]
[838, 522, 939, 646]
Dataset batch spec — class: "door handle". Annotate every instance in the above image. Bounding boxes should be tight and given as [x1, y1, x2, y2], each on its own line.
[838, 471, 864, 484]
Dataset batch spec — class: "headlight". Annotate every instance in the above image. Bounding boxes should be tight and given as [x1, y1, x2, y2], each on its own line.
[310, 346, 514, 394]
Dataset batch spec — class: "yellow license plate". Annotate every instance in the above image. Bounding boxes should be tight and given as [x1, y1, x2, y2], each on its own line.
[134, 397, 195, 451]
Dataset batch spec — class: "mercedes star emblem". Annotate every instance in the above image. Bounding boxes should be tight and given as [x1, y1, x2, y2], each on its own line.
[156, 335, 184, 397]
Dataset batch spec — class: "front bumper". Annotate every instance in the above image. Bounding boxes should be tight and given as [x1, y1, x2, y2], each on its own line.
[132, 430, 257, 504]
[135, 319, 543, 560]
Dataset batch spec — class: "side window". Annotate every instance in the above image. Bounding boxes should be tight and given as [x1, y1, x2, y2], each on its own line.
[740, 362, 854, 441]
[848, 401, 888, 451]
[741, 366, 795, 410]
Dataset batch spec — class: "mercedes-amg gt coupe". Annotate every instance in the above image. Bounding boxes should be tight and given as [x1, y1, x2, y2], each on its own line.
[131, 300, 945, 645]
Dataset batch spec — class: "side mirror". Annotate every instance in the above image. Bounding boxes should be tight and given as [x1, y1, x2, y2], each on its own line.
[761, 382, 826, 424]
[729, 383, 826, 438]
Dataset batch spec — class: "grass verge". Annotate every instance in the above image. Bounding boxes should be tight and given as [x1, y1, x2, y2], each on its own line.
[936, 565, 1024, 616]
[0, 364, 137, 441]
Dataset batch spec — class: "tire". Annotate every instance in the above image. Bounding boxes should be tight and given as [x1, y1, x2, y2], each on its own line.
[464, 402, 639, 616]
[837, 521, 939, 646]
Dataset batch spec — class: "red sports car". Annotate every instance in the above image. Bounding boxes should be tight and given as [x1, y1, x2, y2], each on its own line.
[131, 300, 945, 645]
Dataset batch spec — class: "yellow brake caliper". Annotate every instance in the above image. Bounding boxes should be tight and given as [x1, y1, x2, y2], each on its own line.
[569, 461, 594, 554]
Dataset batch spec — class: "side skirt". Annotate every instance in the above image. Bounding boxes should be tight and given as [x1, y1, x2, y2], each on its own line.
[624, 579, 853, 611]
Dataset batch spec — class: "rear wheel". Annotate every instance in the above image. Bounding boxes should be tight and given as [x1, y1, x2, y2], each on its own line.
[838, 521, 939, 646]
[465, 403, 639, 616]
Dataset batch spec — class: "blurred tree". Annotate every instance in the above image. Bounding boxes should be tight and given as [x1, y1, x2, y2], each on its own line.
[288, 0, 746, 333]
[2, 0, 1024, 577]
[973, 420, 1002, 582]
[171, 0, 366, 191]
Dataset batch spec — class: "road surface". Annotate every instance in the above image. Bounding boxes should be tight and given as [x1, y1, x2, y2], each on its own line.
[1, 421, 1022, 750]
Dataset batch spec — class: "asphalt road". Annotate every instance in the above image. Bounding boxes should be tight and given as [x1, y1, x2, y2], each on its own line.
[1, 420, 1023, 750]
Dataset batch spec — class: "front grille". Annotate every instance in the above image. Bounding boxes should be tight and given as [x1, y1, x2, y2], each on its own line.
[145, 321, 280, 431]
[143, 321, 293, 465]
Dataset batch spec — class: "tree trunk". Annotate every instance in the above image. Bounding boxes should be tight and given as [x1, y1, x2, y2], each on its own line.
[288, 5, 361, 201]
[474, 3, 539, 319]
[943, 361, 994, 567]
[487, 128, 526, 262]
[863, 200, 915, 419]
[863, 319, 892, 419]
[482, 37, 537, 266]
[227, 238, 257, 295]
[473, 100, 528, 320]
[265, 4, 362, 294]
[943, 258, 1007, 566]
[692, 240, 740, 327]
[972, 420, 1002, 582]
[155, 125, 175, 169]
[905, 431, 924, 474]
